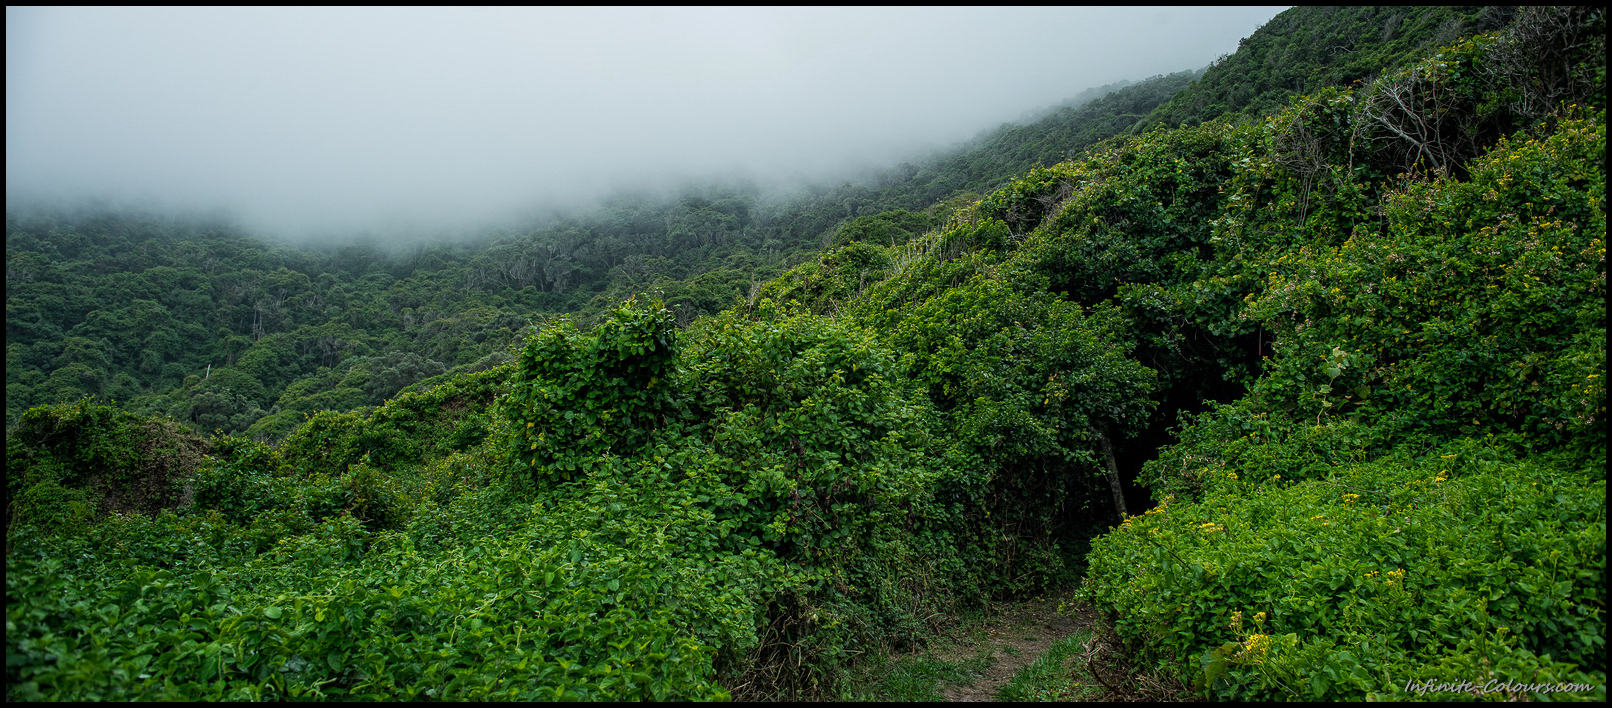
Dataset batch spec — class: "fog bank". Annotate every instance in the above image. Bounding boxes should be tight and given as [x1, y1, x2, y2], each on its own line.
[7, 6, 1288, 241]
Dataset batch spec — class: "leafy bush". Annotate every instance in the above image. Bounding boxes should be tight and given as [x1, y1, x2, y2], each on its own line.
[493, 298, 680, 488]
[8, 398, 208, 535]
[6, 508, 732, 700]
[867, 276, 1157, 594]
[1083, 438, 1605, 701]
[8, 479, 94, 537]
[1082, 34, 1605, 699]
[340, 460, 409, 531]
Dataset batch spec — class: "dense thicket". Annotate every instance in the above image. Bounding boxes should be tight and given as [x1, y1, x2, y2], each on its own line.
[8, 5, 1605, 702]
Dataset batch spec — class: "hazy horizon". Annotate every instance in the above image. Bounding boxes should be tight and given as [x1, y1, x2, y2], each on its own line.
[8, 6, 1288, 242]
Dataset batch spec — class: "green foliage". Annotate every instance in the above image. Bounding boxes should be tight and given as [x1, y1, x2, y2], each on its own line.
[1077, 15, 1606, 698]
[242, 408, 308, 443]
[7, 398, 207, 537]
[1249, 115, 1605, 454]
[9, 399, 142, 491]
[361, 350, 447, 406]
[829, 208, 936, 249]
[8, 479, 95, 537]
[681, 301, 935, 569]
[872, 277, 1156, 594]
[7, 7, 1606, 702]
[188, 435, 346, 535]
[6, 511, 732, 700]
[340, 461, 408, 531]
[3, 211, 531, 433]
[272, 410, 368, 478]
[1083, 440, 1605, 701]
[1137, 6, 1507, 133]
[270, 363, 506, 479]
[494, 298, 679, 488]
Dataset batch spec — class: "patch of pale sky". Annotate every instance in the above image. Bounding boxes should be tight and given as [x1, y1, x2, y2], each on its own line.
[6, 6, 1289, 241]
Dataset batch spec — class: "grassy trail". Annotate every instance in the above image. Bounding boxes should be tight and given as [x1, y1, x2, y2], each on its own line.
[936, 595, 1100, 701]
[848, 588, 1182, 701]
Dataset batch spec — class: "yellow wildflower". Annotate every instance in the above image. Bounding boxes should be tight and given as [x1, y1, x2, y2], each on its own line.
[1240, 633, 1273, 663]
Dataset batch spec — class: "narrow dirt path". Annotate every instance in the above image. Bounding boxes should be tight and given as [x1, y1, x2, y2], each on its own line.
[935, 595, 1101, 701]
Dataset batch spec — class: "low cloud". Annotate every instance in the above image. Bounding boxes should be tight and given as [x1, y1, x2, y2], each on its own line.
[7, 6, 1287, 241]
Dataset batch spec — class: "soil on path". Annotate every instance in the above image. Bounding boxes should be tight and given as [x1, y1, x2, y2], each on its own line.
[935, 595, 1102, 702]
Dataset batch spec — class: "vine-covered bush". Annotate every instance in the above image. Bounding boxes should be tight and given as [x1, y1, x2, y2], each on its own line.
[493, 297, 680, 488]
[7, 399, 208, 535]
[863, 276, 1158, 594]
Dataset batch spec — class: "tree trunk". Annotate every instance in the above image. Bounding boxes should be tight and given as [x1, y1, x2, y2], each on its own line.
[1093, 424, 1129, 521]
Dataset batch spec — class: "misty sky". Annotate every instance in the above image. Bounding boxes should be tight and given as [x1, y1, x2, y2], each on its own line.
[8, 6, 1287, 239]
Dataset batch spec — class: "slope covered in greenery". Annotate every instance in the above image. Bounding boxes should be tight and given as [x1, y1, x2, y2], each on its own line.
[1134, 5, 1515, 132]
[4, 66, 1185, 441]
[6, 4, 1493, 440]
[8, 5, 1605, 702]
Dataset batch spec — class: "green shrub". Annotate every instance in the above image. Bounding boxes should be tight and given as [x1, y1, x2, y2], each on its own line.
[493, 297, 680, 489]
[7, 398, 208, 537]
[1083, 438, 1606, 701]
[273, 410, 367, 478]
[8, 479, 95, 536]
[340, 460, 408, 531]
[6, 504, 732, 700]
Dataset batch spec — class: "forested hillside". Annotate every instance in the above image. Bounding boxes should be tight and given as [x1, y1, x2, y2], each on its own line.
[1134, 5, 1515, 131]
[2, 36, 1265, 439]
[8, 6, 1605, 702]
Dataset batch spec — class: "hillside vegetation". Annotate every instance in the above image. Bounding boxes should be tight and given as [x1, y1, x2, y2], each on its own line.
[7, 6, 1605, 701]
[2, 42, 1210, 439]
[1135, 5, 1516, 132]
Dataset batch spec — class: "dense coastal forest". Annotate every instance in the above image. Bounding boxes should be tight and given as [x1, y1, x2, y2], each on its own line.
[7, 5, 1604, 701]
